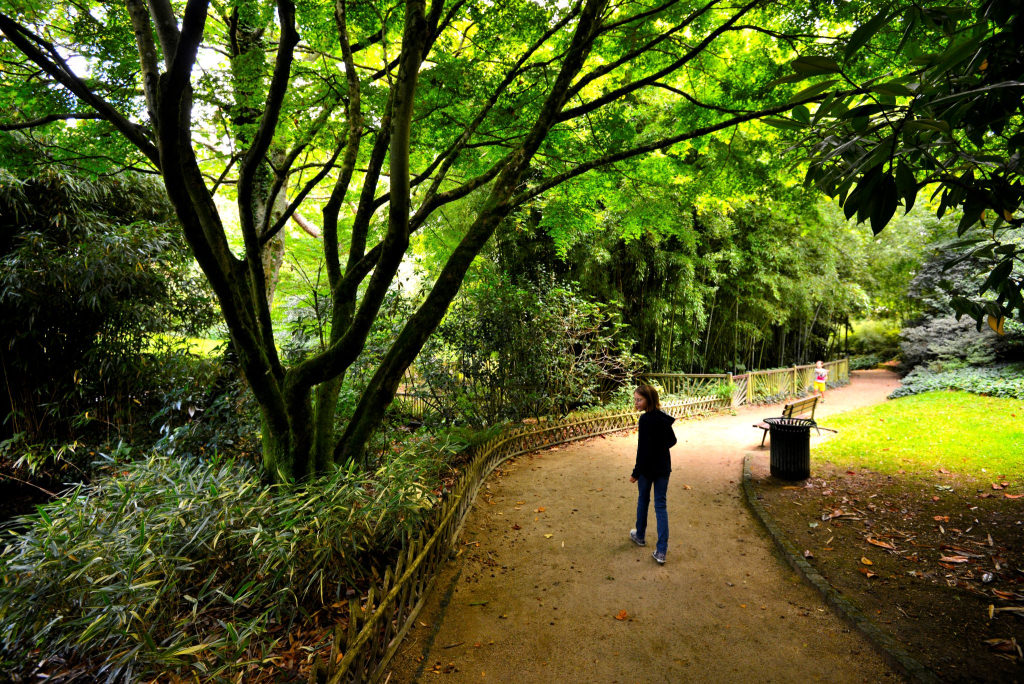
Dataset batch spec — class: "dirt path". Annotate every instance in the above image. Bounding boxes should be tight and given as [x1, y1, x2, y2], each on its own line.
[387, 370, 904, 682]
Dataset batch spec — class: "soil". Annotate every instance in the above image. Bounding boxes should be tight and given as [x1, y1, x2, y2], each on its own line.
[385, 370, 913, 682]
[749, 433, 1024, 680]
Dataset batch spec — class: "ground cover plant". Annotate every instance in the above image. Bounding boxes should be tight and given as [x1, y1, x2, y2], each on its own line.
[751, 391, 1024, 680]
[0, 449, 448, 682]
[891, 363, 1024, 401]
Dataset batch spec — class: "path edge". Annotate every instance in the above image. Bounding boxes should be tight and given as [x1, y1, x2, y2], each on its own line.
[741, 453, 939, 684]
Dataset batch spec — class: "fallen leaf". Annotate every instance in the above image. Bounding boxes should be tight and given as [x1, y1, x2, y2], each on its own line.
[512, 524, 521, 530]
[939, 555, 969, 564]
[543, 533, 553, 539]
[536, 507, 546, 513]
[516, 501, 526, 505]
[993, 606, 1024, 616]
[866, 537, 895, 550]
[858, 567, 877, 578]
[803, 550, 814, 559]
[933, 515, 950, 522]
[939, 468, 950, 474]
[993, 483, 1005, 490]
[614, 610, 628, 621]
[1006, 493, 1024, 499]
[782, 486, 801, 490]
[861, 557, 873, 566]
[985, 638, 1019, 654]
[932, 496, 940, 501]
[683, 484, 692, 490]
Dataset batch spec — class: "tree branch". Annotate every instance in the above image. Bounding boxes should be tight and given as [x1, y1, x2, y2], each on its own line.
[0, 112, 102, 131]
[0, 11, 160, 164]
[558, 0, 763, 123]
[147, 0, 181, 68]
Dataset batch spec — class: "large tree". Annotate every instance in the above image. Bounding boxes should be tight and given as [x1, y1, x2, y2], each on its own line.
[0, 0, 856, 480]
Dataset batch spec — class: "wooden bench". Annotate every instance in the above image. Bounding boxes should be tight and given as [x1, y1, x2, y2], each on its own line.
[754, 395, 819, 447]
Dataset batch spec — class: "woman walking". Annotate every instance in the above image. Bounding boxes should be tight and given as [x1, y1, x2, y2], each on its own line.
[629, 384, 677, 564]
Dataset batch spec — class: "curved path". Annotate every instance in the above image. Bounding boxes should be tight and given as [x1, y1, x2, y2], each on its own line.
[388, 370, 904, 682]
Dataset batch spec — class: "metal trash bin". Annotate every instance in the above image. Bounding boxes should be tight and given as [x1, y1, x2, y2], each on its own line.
[763, 417, 815, 480]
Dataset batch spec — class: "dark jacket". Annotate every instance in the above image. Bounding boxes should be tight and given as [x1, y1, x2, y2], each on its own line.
[631, 409, 677, 479]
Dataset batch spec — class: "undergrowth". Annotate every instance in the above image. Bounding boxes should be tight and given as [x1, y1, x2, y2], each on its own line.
[0, 449, 446, 681]
[890, 362, 1024, 400]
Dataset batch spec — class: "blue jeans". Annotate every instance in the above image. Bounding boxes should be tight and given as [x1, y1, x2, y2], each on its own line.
[635, 474, 669, 555]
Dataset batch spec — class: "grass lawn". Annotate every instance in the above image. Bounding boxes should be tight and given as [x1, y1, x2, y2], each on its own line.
[816, 390, 1024, 477]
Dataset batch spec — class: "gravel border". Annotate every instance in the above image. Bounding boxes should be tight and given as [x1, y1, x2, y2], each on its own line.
[741, 452, 939, 684]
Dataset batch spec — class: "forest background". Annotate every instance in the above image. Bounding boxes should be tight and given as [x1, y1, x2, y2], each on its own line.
[0, 0, 1021, 680]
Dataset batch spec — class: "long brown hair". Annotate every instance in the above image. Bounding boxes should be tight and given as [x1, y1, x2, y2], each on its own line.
[634, 384, 660, 412]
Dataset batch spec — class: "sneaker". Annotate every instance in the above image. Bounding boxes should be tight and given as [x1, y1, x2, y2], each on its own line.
[629, 529, 646, 547]
[652, 551, 666, 564]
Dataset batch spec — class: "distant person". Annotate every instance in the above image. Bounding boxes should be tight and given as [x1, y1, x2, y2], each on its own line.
[813, 360, 829, 402]
[628, 384, 677, 564]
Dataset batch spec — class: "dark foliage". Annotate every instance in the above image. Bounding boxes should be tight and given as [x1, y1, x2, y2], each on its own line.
[0, 142, 217, 447]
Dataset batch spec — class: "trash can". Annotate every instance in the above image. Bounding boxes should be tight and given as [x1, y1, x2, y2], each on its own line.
[763, 417, 815, 480]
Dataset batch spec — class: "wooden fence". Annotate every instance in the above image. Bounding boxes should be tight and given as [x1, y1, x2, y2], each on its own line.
[643, 358, 850, 407]
[310, 395, 726, 683]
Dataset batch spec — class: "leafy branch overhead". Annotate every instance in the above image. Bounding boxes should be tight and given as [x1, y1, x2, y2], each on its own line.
[767, 1, 1024, 327]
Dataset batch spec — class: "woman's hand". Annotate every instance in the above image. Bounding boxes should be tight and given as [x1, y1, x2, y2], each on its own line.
[629, 476, 637, 483]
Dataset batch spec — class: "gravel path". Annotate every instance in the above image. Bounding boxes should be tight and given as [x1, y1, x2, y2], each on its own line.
[387, 370, 905, 682]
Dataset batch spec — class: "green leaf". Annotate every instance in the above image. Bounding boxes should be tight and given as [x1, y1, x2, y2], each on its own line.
[869, 82, 915, 97]
[767, 72, 813, 88]
[762, 117, 806, 130]
[792, 105, 811, 123]
[790, 79, 840, 103]
[845, 9, 891, 63]
[894, 161, 917, 213]
[791, 56, 842, 75]
[869, 174, 899, 234]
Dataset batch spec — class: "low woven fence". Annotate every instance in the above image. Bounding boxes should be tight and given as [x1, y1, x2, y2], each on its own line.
[310, 395, 726, 683]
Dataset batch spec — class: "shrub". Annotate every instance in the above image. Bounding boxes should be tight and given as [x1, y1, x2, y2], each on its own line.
[848, 319, 900, 359]
[0, 449, 444, 681]
[0, 159, 217, 444]
[898, 315, 1020, 371]
[849, 354, 881, 370]
[415, 275, 642, 425]
[890, 363, 1024, 400]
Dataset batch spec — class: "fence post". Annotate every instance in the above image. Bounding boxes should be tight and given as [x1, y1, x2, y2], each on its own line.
[727, 373, 736, 408]
[746, 372, 753, 405]
[791, 365, 797, 397]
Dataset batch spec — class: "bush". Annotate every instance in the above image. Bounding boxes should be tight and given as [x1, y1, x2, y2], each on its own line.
[898, 315, 1022, 371]
[848, 319, 900, 359]
[849, 354, 881, 370]
[415, 275, 642, 426]
[0, 158, 217, 444]
[890, 363, 1024, 399]
[0, 449, 445, 681]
